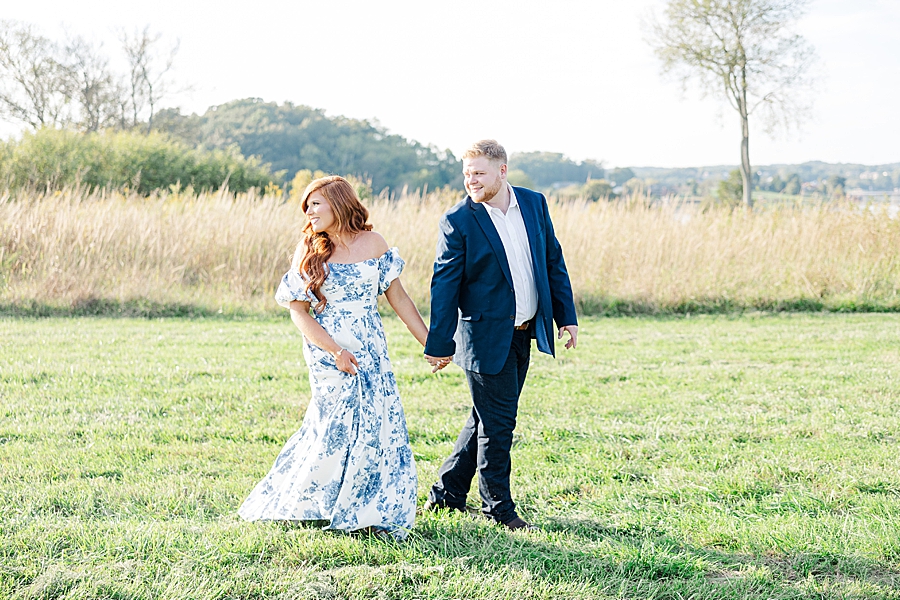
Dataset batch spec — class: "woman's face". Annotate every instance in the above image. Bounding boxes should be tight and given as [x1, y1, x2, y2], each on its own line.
[305, 190, 336, 233]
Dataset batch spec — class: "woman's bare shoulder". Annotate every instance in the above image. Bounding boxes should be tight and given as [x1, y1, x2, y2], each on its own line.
[356, 230, 390, 258]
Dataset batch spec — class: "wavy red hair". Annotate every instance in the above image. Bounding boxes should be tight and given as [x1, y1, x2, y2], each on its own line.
[293, 176, 372, 312]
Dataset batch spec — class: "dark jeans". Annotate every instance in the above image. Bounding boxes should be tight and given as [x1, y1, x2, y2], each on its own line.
[428, 328, 531, 524]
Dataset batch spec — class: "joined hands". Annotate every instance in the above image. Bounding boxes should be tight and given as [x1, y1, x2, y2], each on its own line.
[425, 326, 577, 373]
[424, 355, 452, 373]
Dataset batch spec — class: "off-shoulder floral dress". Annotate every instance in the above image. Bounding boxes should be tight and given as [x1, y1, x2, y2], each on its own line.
[238, 248, 417, 539]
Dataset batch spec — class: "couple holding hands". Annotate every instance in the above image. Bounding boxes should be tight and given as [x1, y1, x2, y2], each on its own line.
[238, 140, 578, 540]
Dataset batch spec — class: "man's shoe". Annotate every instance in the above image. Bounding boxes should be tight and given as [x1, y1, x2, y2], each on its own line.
[502, 516, 539, 532]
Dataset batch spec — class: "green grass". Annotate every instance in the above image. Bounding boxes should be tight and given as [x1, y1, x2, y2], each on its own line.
[2, 313, 899, 599]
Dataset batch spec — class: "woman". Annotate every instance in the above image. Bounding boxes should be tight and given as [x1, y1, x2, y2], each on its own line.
[238, 176, 428, 540]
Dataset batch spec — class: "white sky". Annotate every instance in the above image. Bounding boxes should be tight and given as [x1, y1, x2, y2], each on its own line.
[3, 0, 899, 168]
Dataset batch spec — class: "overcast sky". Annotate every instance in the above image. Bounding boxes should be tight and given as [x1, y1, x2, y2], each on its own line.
[3, 0, 898, 168]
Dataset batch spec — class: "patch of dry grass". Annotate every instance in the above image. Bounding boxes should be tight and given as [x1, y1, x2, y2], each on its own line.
[1, 188, 899, 315]
[557, 198, 900, 312]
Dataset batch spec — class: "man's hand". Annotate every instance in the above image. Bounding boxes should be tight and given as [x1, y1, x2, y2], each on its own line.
[425, 354, 453, 373]
[558, 325, 578, 350]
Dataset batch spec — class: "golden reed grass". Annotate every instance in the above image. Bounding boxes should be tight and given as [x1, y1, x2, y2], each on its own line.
[1, 187, 899, 315]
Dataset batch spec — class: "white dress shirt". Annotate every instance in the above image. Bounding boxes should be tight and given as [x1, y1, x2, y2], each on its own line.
[483, 185, 538, 326]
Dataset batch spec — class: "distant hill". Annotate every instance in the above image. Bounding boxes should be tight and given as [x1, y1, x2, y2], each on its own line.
[152, 99, 462, 193]
[149, 98, 898, 196]
[506, 153, 900, 198]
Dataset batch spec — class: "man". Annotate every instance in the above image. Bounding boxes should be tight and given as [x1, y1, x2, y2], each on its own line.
[423, 139, 578, 531]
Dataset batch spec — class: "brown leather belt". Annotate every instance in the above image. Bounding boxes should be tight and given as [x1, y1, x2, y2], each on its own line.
[514, 321, 530, 331]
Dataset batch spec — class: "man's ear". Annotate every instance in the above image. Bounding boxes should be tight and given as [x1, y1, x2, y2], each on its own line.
[500, 163, 508, 179]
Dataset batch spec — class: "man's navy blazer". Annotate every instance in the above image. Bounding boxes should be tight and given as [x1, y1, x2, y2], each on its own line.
[424, 186, 578, 375]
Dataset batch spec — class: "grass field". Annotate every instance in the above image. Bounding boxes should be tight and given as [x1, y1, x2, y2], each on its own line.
[2, 313, 899, 599]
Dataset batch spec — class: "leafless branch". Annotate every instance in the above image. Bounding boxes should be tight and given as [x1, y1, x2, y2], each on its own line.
[0, 20, 73, 128]
[119, 26, 179, 132]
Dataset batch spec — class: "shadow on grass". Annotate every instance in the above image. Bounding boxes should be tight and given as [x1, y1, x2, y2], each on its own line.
[403, 514, 900, 597]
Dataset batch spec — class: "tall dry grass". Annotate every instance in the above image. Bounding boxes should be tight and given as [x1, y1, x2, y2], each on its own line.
[557, 198, 900, 312]
[1, 187, 899, 316]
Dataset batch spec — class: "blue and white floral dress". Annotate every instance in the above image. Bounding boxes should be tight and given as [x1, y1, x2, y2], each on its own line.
[238, 248, 417, 539]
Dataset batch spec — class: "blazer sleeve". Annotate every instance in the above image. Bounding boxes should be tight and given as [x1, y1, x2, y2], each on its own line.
[541, 194, 578, 328]
[424, 213, 465, 357]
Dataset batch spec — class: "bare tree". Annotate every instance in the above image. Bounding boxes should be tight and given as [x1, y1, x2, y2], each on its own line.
[119, 26, 179, 132]
[0, 21, 182, 135]
[647, 0, 817, 207]
[64, 34, 119, 132]
[0, 20, 73, 128]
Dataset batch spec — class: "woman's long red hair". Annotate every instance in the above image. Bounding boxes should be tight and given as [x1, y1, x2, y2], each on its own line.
[294, 176, 372, 312]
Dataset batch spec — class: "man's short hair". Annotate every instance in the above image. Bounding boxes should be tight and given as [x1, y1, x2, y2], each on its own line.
[462, 140, 507, 164]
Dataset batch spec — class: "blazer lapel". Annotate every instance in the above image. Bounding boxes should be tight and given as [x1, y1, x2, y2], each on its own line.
[515, 187, 542, 267]
[468, 198, 514, 288]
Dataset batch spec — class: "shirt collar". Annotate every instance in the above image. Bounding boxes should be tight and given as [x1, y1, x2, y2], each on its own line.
[483, 183, 518, 216]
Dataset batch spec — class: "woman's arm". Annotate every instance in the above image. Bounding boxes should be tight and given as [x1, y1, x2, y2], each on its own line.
[288, 300, 359, 374]
[383, 278, 428, 347]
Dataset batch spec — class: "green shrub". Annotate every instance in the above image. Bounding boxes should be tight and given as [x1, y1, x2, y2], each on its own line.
[0, 128, 275, 193]
[582, 178, 614, 201]
[506, 169, 535, 189]
[716, 169, 744, 206]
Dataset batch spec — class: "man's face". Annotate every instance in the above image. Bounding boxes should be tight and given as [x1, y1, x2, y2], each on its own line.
[463, 156, 506, 203]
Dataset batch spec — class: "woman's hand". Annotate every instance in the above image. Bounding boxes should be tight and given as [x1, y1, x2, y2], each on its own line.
[334, 349, 359, 375]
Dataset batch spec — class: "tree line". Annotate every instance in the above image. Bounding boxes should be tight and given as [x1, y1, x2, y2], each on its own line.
[0, 128, 273, 194]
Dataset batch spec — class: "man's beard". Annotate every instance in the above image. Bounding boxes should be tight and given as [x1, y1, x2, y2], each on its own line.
[473, 177, 503, 203]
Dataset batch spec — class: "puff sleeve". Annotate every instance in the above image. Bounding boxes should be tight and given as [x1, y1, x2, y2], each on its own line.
[274, 268, 316, 308]
[377, 247, 405, 295]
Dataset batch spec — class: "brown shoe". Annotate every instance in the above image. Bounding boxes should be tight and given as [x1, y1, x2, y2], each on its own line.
[503, 516, 539, 532]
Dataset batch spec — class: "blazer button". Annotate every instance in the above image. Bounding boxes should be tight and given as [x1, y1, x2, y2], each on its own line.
[509, 315, 515, 320]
